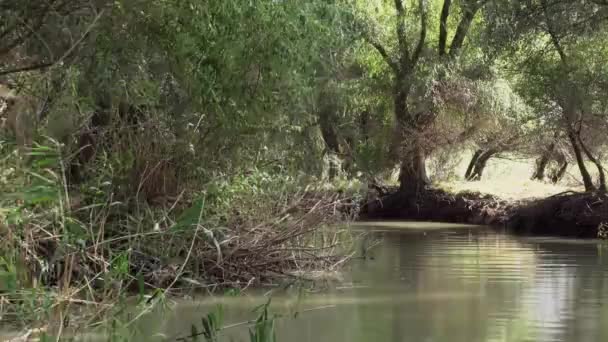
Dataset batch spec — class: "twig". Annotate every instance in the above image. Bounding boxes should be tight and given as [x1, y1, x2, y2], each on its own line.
[0, 9, 105, 76]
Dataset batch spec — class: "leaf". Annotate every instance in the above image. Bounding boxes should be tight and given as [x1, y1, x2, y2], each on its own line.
[137, 273, 145, 302]
[190, 324, 200, 342]
[172, 197, 206, 231]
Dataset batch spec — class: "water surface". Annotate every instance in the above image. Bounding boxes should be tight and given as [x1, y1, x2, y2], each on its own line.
[158, 222, 608, 342]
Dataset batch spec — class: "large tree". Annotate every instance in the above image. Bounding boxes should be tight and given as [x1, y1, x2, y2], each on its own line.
[358, 0, 488, 192]
[498, 0, 608, 191]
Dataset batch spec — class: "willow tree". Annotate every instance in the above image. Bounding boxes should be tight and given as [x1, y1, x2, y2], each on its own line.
[357, 0, 488, 192]
[496, 0, 608, 191]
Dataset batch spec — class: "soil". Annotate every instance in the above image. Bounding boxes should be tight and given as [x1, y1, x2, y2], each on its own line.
[361, 186, 608, 239]
[506, 191, 608, 238]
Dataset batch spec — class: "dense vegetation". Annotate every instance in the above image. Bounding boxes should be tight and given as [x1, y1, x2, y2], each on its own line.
[1, 0, 607, 339]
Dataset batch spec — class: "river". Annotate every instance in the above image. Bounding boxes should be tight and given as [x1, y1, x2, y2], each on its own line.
[35, 222, 608, 341]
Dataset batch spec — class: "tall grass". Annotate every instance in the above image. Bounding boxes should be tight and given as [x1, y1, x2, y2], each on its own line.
[0, 136, 359, 339]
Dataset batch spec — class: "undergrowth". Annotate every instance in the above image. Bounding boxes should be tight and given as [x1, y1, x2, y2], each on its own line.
[0, 137, 361, 339]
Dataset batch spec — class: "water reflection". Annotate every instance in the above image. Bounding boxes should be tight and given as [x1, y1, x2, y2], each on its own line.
[159, 223, 608, 342]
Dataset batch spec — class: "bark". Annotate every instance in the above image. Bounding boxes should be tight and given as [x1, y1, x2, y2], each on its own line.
[319, 98, 341, 180]
[399, 144, 430, 193]
[466, 149, 496, 181]
[438, 0, 452, 56]
[394, 84, 431, 192]
[465, 149, 483, 180]
[550, 161, 568, 184]
[411, 0, 427, 65]
[359, 110, 370, 143]
[532, 154, 550, 181]
[578, 135, 607, 192]
[390, 83, 411, 161]
[567, 129, 596, 191]
[448, 2, 484, 57]
[531, 142, 556, 181]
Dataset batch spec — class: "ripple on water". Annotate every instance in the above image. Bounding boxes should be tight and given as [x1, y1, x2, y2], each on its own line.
[158, 223, 608, 342]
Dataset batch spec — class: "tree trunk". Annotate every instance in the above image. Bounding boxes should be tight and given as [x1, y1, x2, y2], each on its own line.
[578, 135, 607, 192]
[531, 142, 556, 181]
[394, 84, 430, 192]
[550, 161, 568, 184]
[359, 110, 370, 143]
[467, 150, 495, 181]
[567, 129, 595, 191]
[532, 154, 550, 181]
[319, 93, 341, 180]
[390, 88, 409, 162]
[465, 149, 483, 180]
[399, 144, 429, 193]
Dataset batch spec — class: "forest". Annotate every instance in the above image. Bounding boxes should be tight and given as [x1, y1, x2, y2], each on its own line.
[1, 0, 608, 339]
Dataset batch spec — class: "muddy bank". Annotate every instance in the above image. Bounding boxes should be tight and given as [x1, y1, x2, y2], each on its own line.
[506, 191, 608, 238]
[362, 187, 607, 238]
[362, 187, 514, 226]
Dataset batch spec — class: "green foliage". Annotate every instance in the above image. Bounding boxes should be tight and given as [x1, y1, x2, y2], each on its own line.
[3, 0, 608, 338]
[249, 298, 277, 342]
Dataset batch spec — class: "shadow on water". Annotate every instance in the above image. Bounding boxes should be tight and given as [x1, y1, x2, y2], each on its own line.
[138, 222, 608, 342]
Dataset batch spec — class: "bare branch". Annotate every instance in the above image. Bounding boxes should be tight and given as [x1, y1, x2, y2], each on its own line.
[0, 62, 54, 76]
[0, 1, 58, 56]
[0, 9, 106, 77]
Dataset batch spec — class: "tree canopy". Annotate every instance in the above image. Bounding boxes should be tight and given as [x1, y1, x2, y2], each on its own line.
[1, 0, 607, 193]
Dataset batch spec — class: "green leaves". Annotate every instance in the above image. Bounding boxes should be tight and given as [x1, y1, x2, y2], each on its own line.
[249, 298, 277, 342]
[0, 257, 18, 293]
[181, 305, 224, 342]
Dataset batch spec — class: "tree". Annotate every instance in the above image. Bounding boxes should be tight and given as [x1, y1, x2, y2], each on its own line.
[494, 0, 608, 191]
[462, 79, 535, 181]
[357, 0, 489, 192]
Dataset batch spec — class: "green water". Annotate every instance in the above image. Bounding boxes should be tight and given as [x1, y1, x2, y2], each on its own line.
[155, 222, 608, 342]
[13, 222, 608, 341]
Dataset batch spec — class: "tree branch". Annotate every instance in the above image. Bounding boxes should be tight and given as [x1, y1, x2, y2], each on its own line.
[438, 0, 452, 56]
[0, 5, 52, 56]
[578, 133, 607, 191]
[448, 0, 486, 58]
[412, 0, 428, 65]
[590, 0, 608, 5]
[0, 62, 54, 76]
[540, 0, 568, 64]
[394, 0, 410, 68]
[365, 36, 399, 73]
[0, 9, 106, 77]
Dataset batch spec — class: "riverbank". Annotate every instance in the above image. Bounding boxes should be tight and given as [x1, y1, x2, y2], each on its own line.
[362, 186, 608, 239]
[0, 171, 360, 335]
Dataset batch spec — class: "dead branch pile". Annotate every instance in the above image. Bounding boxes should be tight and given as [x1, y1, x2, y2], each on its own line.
[131, 190, 359, 288]
[2, 189, 358, 298]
